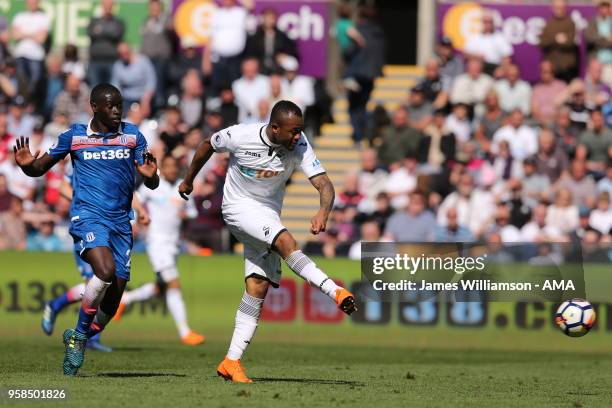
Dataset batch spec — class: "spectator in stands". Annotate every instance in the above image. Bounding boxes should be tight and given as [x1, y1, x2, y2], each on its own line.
[11, 0, 50, 100]
[444, 103, 472, 145]
[436, 37, 464, 84]
[504, 180, 532, 228]
[449, 57, 493, 115]
[42, 55, 64, 120]
[334, 2, 365, 71]
[404, 85, 432, 131]
[141, 0, 173, 109]
[245, 8, 297, 75]
[217, 87, 239, 127]
[0, 196, 27, 250]
[383, 190, 435, 242]
[420, 108, 456, 170]
[546, 188, 579, 234]
[583, 58, 612, 108]
[485, 204, 521, 243]
[474, 90, 505, 142]
[111, 42, 157, 117]
[437, 172, 495, 237]
[556, 159, 597, 207]
[464, 10, 513, 76]
[520, 203, 564, 242]
[337, 171, 365, 209]
[179, 69, 205, 128]
[494, 63, 531, 115]
[563, 79, 591, 131]
[434, 207, 474, 242]
[0, 15, 8, 62]
[125, 102, 158, 148]
[279, 56, 315, 113]
[53, 74, 90, 124]
[167, 38, 202, 97]
[554, 105, 581, 155]
[346, 4, 385, 146]
[0, 58, 18, 106]
[27, 220, 63, 251]
[43, 111, 69, 145]
[159, 105, 187, 155]
[243, 99, 270, 124]
[61, 44, 85, 80]
[597, 159, 612, 194]
[268, 73, 285, 107]
[531, 60, 567, 126]
[539, 0, 577, 82]
[232, 57, 270, 123]
[490, 140, 523, 184]
[87, 0, 125, 86]
[384, 155, 419, 209]
[584, 0, 612, 86]
[377, 107, 422, 169]
[521, 157, 551, 208]
[416, 58, 449, 108]
[348, 220, 381, 261]
[357, 148, 388, 210]
[0, 113, 13, 163]
[534, 128, 569, 183]
[0, 173, 13, 212]
[7, 96, 35, 139]
[204, 0, 253, 94]
[578, 108, 612, 173]
[0, 152, 36, 201]
[589, 191, 612, 235]
[492, 109, 537, 161]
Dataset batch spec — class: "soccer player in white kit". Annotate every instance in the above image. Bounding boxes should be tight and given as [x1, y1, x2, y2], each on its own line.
[179, 100, 356, 383]
[114, 155, 205, 346]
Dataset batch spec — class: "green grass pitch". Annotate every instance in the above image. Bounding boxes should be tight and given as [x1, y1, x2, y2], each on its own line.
[1, 252, 611, 407]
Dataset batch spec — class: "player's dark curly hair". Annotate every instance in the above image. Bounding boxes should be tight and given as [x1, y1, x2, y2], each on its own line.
[270, 100, 302, 124]
[90, 83, 121, 103]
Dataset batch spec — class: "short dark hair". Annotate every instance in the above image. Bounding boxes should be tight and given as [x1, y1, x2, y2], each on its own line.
[90, 83, 121, 104]
[270, 100, 302, 124]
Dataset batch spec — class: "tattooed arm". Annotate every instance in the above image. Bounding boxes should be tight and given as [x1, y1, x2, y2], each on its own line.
[309, 173, 335, 235]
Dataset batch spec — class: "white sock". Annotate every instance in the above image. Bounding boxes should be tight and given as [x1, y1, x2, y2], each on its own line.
[66, 283, 86, 302]
[166, 287, 190, 338]
[122, 282, 157, 305]
[82, 275, 111, 311]
[226, 292, 264, 360]
[285, 250, 339, 298]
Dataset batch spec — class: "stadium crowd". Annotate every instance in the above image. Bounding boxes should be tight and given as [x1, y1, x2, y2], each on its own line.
[0, 0, 611, 260]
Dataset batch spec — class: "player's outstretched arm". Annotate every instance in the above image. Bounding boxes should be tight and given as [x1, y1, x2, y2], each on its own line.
[309, 173, 335, 235]
[137, 152, 160, 190]
[13, 136, 60, 177]
[179, 137, 215, 200]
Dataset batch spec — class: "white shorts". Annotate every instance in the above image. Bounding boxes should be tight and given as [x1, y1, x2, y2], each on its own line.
[146, 239, 179, 282]
[223, 205, 287, 287]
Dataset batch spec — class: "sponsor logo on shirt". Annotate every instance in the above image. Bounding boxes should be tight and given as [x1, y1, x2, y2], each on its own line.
[238, 165, 281, 179]
[312, 159, 321, 167]
[83, 149, 131, 160]
[244, 151, 262, 158]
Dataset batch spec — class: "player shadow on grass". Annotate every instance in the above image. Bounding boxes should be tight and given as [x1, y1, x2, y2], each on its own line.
[97, 373, 187, 378]
[250, 377, 364, 386]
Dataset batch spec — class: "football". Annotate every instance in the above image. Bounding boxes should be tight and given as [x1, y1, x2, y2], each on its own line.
[555, 299, 596, 337]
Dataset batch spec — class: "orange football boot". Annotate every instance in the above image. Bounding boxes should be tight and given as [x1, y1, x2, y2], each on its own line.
[216, 358, 253, 383]
[181, 331, 206, 346]
[112, 302, 127, 321]
[335, 288, 357, 315]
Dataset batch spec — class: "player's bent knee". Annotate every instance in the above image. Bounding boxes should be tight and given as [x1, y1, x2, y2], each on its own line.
[272, 231, 299, 259]
[167, 279, 180, 289]
[245, 275, 270, 298]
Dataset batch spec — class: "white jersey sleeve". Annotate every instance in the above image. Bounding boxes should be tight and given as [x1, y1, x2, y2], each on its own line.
[210, 125, 239, 153]
[298, 136, 325, 179]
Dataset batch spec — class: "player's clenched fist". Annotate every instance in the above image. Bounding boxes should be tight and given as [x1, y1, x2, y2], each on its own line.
[310, 210, 328, 235]
[178, 180, 193, 201]
[136, 152, 158, 179]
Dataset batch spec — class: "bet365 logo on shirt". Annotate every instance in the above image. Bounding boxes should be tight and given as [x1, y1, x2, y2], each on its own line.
[83, 149, 131, 160]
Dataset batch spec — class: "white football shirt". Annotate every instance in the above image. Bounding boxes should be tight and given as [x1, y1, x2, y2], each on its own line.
[137, 177, 197, 244]
[210, 123, 325, 213]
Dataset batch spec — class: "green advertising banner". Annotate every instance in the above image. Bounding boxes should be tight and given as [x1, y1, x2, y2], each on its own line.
[1, 0, 166, 49]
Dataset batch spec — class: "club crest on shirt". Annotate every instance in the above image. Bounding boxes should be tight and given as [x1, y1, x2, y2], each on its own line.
[263, 226, 270, 237]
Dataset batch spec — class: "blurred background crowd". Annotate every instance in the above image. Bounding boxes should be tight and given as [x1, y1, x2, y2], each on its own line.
[0, 0, 610, 259]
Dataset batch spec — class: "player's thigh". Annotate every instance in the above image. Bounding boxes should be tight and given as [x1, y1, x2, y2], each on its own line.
[82, 247, 116, 281]
[224, 206, 287, 248]
[73, 251, 94, 280]
[109, 220, 134, 282]
[270, 230, 300, 259]
[146, 240, 178, 281]
[70, 218, 115, 278]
